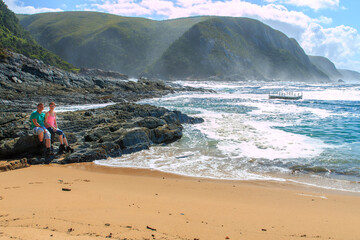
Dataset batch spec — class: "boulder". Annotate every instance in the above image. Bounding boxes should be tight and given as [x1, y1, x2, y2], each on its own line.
[116, 128, 150, 151]
[84, 127, 111, 142]
[151, 123, 183, 144]
[64, 148, 107, 164]
[92, 142, 122, 157]
[174, 110, 205, 124]
[133, 117, 167, 129]
[0, 135, 41, 157]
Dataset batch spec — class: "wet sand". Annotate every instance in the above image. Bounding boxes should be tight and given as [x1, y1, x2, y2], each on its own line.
[0, 163, 359, 240]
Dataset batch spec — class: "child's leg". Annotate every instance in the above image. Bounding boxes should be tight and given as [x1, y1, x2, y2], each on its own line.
[43, 129, 51, 149]
[55, 129, 65, 145]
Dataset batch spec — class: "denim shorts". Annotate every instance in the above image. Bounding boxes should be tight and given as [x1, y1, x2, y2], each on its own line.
[47, 127, 66, 138]
[33, 127, 51, 139]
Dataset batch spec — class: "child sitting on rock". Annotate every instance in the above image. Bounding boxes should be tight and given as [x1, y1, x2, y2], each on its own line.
[45, 102, 74, 153]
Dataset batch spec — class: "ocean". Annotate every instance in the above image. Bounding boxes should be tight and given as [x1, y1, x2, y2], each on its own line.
[92, 81, 360, 193]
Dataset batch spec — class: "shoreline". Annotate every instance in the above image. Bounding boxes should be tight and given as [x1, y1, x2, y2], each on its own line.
[74, 162, 360, 196]
[1, 163, 359, 240]
[91, 158, 360, 195]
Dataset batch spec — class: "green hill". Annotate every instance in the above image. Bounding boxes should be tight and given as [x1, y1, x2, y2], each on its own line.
[151, 17, 327, 80]
[19, 12, 210, 75]
[19, 11, 329, 81]
[0, 1, 75, 71]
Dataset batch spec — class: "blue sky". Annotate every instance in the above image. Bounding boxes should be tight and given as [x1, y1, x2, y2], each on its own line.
[4, 0, 360, 72]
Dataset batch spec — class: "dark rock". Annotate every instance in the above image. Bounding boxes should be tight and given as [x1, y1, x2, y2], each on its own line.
[151, 123, 183, 144]
[91, 142, 122, 158]
[0, 158, 29, 172]
[146, 226, 157, 231]
[79, 68, 128, 80]
[64, 148, 107, 164]
[84, 127, 111, 142]
[116, 128, 150, 150]
[94, 79, 106, 88]
[0, 135, 40, 157]
[173, 110, 204, 124]
[133, 117, 166, 129]
[84, 111, 93, 117]
[161, 112, 179, 124]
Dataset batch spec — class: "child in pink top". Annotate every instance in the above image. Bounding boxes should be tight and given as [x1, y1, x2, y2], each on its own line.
[45, 102, 74, 153]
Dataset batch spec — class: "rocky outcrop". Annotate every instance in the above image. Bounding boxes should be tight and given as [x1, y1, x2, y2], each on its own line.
[0, 50, 207, 113]
[79, 68, 128, 79]
[0, 103, 204, 165]
[0, 158, 29, 172]
[0, 50, 209, 169]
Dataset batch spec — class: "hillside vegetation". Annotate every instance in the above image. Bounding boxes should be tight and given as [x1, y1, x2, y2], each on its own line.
[19, 11, 332, 81]
[19, 12, 210, 76]
[152, 17, 327, 80]
[0, 1, 75, 71]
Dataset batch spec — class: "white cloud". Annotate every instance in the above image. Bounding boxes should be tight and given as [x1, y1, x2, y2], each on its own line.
[76, 4, 88, 9]
[91, 0, 312, 29]
[141, 0, 176, 16]
[313, 16, 332, 25]
[264, 0, 339, 10]
[301, 23, 360, 69]
[176, 0, 209, 8]
[92, 0, 153, 16]
[4, 0, 63, 14]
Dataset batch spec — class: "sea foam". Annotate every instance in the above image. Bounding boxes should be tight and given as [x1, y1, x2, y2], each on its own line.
[95, 80, 360, 192]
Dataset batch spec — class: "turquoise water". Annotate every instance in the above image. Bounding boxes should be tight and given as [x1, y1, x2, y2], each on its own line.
[95, 81, 360, 192]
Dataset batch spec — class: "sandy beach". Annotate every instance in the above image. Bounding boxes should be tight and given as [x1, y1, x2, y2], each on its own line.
[0, 163, 359, 240]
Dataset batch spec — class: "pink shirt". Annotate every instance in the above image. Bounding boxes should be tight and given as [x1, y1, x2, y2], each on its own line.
[47, 114, 56, 127]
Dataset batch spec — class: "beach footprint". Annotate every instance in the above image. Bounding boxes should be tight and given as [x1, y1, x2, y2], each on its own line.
[4, 186, 21, 189]
[29, 182, 43, 185]
[74, 179, 91, 182]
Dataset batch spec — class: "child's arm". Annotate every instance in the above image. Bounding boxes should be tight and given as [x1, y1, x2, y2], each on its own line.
[54, 113, 58, 128]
